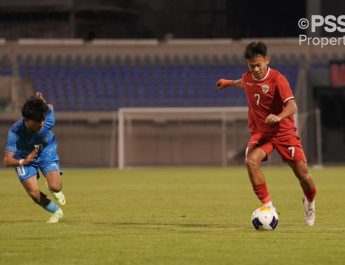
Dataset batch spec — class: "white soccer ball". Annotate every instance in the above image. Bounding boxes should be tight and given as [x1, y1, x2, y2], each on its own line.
[251, 206, 279, 231]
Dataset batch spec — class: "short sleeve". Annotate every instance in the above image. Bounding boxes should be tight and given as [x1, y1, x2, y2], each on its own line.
[5, 130, 18, 153]
[276, 75, 294, 103]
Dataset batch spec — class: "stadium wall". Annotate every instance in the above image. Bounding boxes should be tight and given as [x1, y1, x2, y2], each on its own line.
[0, 110, 251, 168]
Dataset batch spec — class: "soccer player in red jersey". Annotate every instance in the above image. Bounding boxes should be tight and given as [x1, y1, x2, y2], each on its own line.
[216, 42, 317, 226]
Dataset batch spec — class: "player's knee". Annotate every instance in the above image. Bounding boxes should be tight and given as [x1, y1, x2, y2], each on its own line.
[293, 165, 311, 182]
[299, 172, 313, 183]
[47, 182, 62, 192]
[245, 155, 261, 170]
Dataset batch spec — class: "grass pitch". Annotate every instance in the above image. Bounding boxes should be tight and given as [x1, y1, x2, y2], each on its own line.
[0, 166, 345, 265]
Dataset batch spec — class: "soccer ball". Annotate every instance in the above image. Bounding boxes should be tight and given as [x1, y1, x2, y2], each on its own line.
[251, 206, 279, 231]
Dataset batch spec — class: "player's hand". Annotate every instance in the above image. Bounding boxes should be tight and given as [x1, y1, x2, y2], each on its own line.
[265, 114, 281, 125]
[216, 79, 233, 90]
[23, 149, 38, 165]
[35, 91, 46, 103]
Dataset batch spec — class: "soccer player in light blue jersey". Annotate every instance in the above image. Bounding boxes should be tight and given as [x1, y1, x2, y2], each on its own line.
[4, 92, 66, 223]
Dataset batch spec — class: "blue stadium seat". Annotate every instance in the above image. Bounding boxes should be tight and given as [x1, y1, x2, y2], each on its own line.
[15, 54, 300, 111]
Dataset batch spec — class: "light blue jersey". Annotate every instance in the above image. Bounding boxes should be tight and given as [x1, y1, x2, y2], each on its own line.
[5, 108, 61, 182]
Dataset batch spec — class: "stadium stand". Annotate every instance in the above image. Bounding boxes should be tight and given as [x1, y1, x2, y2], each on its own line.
[16, 53, 299, 111]
[0, 54, 12, 75]
[0, 55, 12, 111]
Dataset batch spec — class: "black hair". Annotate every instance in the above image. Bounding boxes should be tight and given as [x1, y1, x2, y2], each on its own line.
[21, 97, 48, 122]
[244, 42, 268, 59]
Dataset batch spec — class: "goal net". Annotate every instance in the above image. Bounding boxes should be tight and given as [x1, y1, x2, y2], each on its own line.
[118, 107, 249, 169]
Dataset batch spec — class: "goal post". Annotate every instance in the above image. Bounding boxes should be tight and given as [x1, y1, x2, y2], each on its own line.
[118, 107, 249, 169]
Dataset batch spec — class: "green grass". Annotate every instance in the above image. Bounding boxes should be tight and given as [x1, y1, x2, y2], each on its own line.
[1, 166, 345, 265]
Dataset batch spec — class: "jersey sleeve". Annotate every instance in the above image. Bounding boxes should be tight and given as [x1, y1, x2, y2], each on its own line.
[5, 130, 18, 153]
[276, 74, 294, 103]
[37, 108, 55, 137]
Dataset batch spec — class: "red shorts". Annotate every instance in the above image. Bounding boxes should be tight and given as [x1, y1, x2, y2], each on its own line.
[246, 132, 307, 163]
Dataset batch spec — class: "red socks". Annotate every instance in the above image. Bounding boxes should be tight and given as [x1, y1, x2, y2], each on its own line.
[253, 183, 316, 204]
[253, 183, 271, 204]
[303, 187, 317, 202]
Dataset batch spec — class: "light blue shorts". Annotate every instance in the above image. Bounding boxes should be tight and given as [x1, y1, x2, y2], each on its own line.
[15, 160, 61, 183]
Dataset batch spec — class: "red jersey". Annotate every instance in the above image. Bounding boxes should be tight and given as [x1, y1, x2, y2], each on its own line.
[241, 68, 296, 134]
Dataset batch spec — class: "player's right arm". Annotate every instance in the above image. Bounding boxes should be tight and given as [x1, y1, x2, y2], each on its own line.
[216, 78, 243, 90]
[3, 149, 38, 167]
[4, 128, 38, 167]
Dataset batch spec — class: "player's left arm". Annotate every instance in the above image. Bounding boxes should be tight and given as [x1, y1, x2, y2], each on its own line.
[35, 109, 55, 138]
[36, 92, 55, 133]
[43, 108, 55, 129]
[265, 75, 297, 125]
[35, 91, 53, 109]
[265, 99, 297, 125]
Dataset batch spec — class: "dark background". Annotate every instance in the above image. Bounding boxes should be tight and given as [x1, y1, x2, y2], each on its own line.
[1, 0, 345, 39]
[0, 0, 308, 39]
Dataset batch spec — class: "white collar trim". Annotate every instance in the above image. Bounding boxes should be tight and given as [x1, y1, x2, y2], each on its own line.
[252, 67, 270, 81]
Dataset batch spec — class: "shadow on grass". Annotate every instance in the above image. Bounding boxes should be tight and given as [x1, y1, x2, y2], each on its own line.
[90, 222, 246, 231]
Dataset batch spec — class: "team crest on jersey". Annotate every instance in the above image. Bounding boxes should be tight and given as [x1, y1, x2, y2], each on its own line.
[261, 84, 270, 93]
